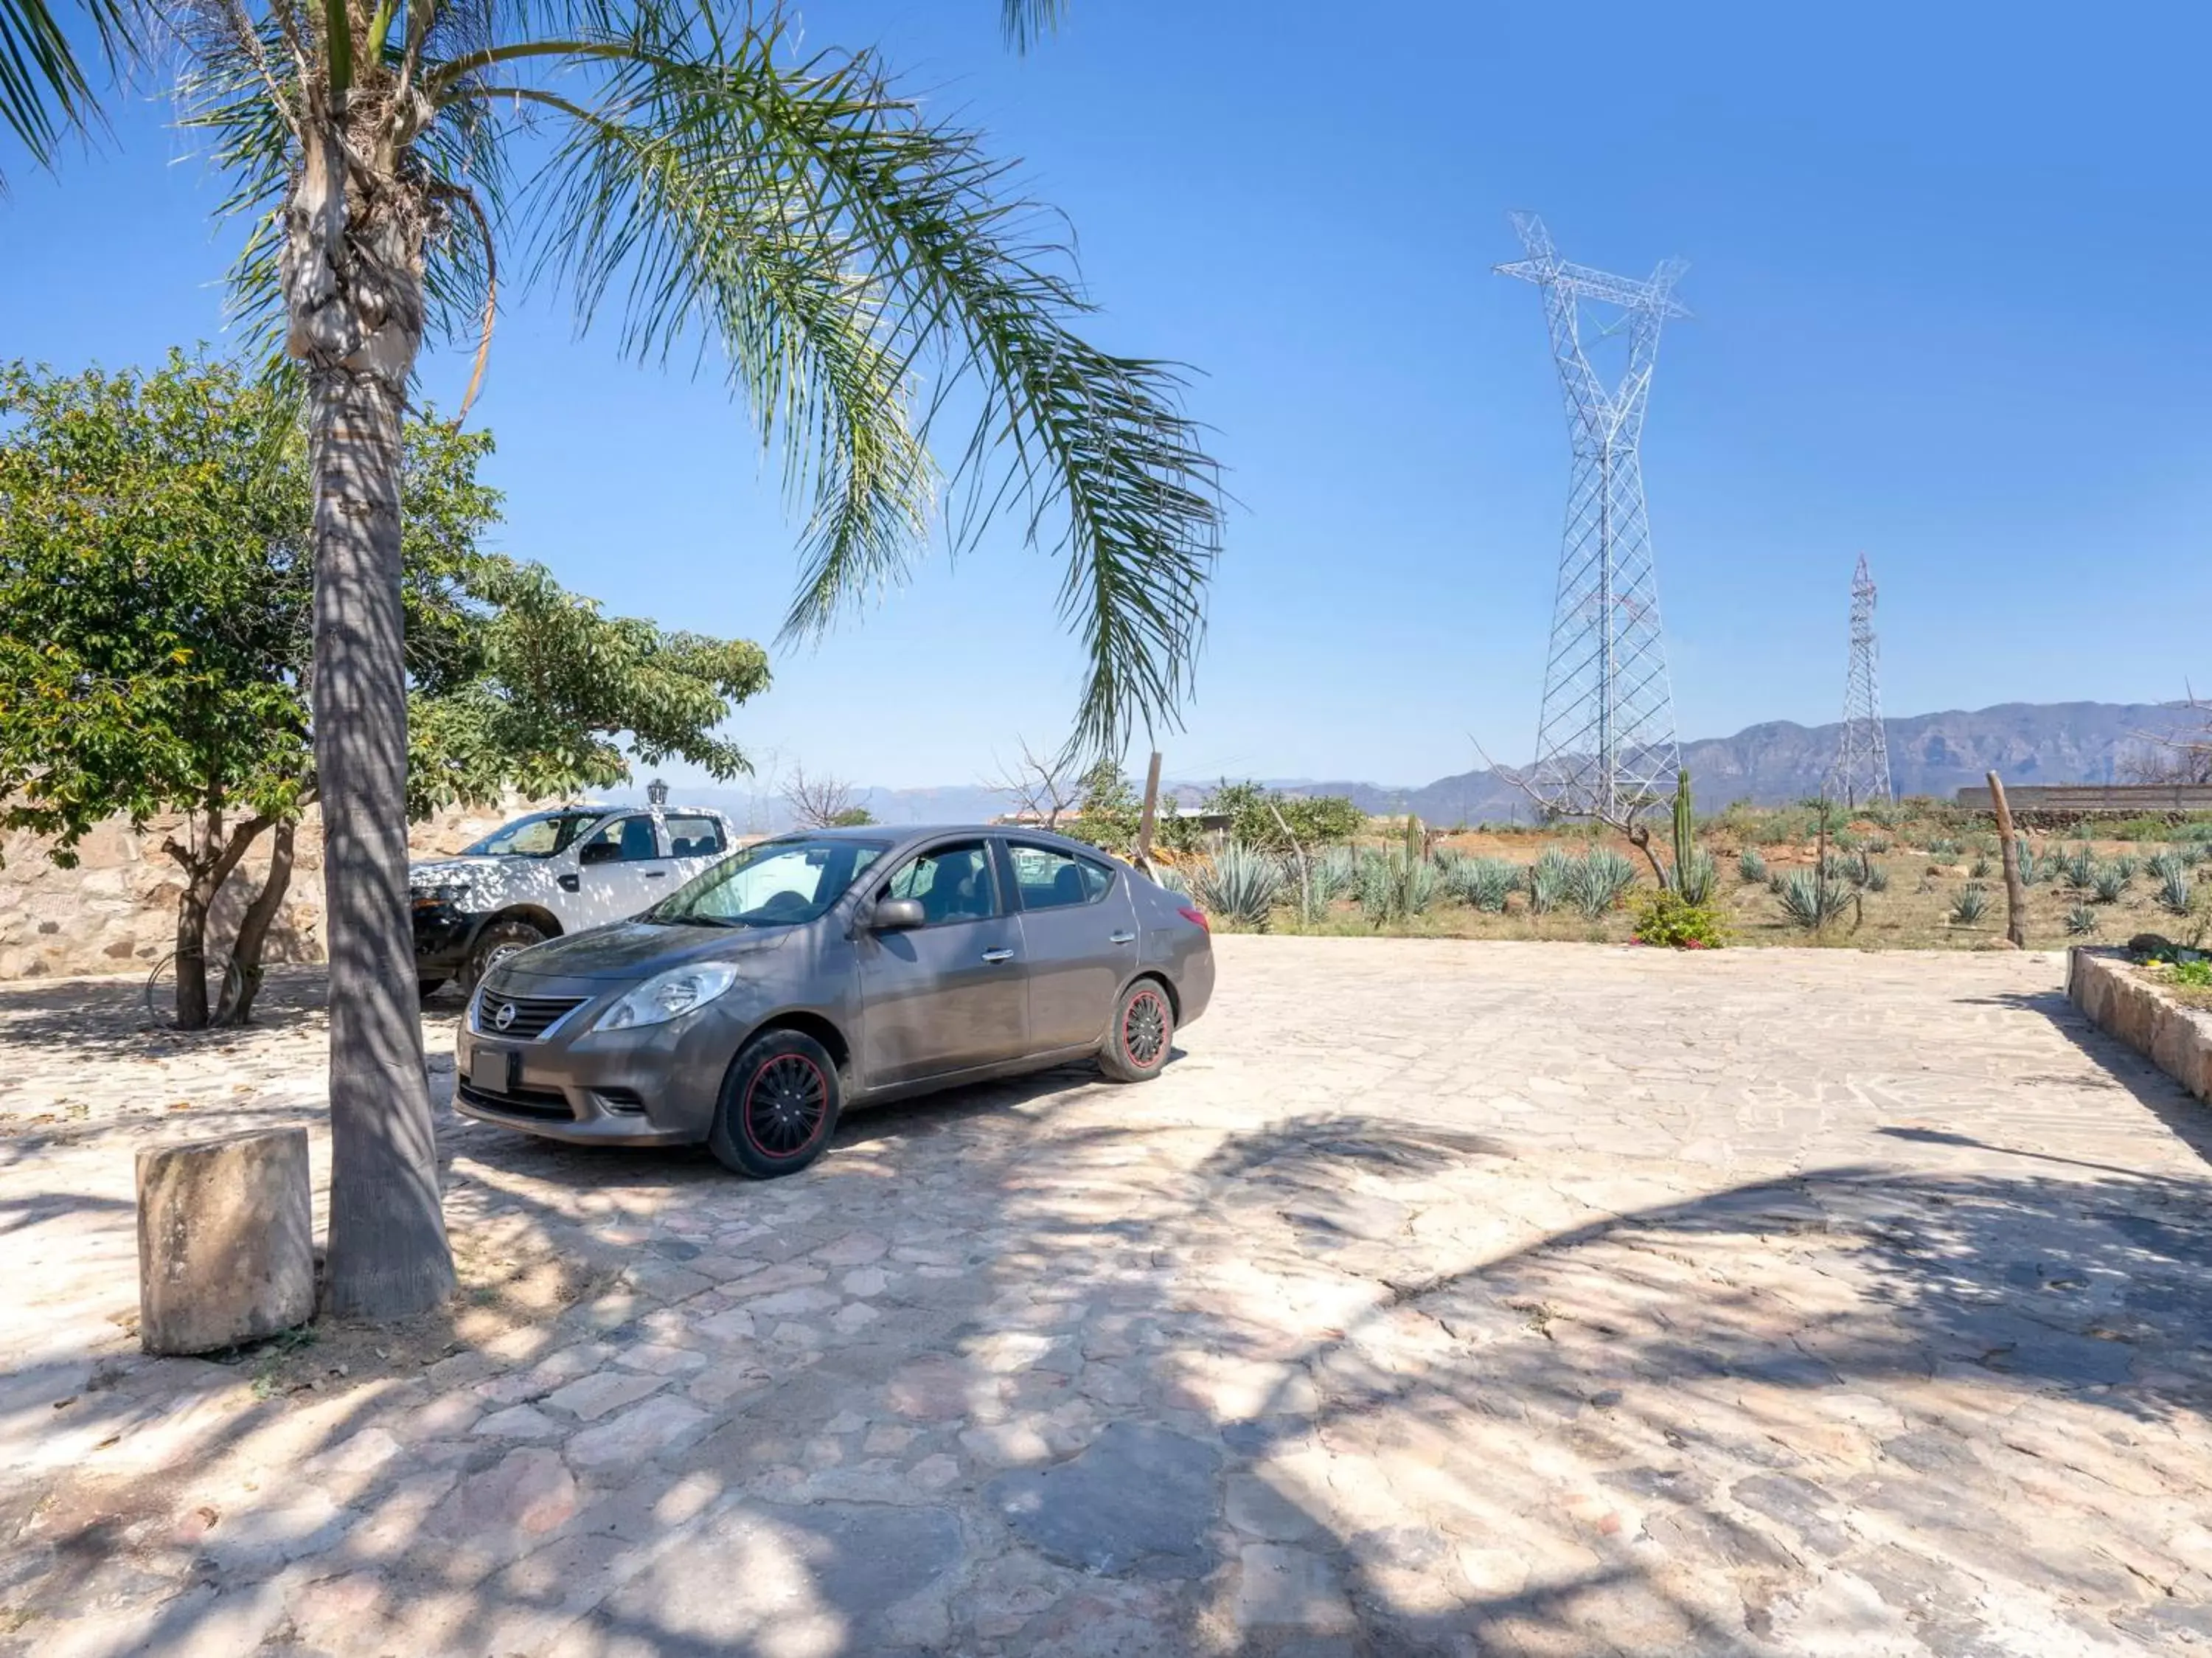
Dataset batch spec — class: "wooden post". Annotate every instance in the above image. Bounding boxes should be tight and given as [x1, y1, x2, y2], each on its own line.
[1988, 770, 2028, 948]
[1134, 751, 1164, 867]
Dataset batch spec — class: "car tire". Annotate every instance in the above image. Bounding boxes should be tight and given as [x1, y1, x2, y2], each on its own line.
[418, 976, 449, 1001]
[465, 919, 546, 993]
[1099, 977, 1174, 1083]
[709, 1030, 843, 1179]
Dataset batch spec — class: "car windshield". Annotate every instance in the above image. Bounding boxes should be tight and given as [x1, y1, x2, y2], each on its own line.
[460, 811, 605, 859]
[646, 836, 888, 928]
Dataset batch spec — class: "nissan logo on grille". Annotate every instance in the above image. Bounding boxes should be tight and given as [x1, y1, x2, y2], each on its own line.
[493, 1002, 518, 1031]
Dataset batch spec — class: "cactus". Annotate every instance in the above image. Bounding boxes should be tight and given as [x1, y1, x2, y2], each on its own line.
[1667, 769, 1695, 892]
[1403, 812, 1424, 862]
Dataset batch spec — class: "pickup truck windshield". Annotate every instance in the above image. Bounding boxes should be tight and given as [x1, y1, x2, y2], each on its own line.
[461, 811, 605, 859]
[648, 837, 888, 927]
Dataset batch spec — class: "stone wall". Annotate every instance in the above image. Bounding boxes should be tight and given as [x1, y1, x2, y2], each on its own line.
[0, 799, 535, 981]
[2066, 946, 2212, 1102]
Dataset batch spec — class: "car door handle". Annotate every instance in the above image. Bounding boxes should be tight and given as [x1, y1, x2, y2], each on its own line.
[643, 870, 668, 878]
[981, 948, 1016, 963]
[1109, 930, 1136, 944]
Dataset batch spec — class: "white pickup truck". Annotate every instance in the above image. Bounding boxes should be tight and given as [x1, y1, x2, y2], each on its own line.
[409, 802, 741, 993]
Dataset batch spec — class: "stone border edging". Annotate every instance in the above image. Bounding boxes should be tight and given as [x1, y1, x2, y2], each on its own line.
[2067, 945, 2212, 1101]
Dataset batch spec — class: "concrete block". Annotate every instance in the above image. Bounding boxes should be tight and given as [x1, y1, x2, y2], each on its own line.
[137, 1127, 314, 1355]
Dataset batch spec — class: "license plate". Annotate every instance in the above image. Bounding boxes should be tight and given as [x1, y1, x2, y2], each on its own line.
[470, 1047, 515, 1095]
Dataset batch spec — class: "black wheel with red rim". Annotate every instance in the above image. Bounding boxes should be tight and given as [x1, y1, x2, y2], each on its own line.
[1099, 979, 1175, 1083]
[709, 1030, 842, 1178]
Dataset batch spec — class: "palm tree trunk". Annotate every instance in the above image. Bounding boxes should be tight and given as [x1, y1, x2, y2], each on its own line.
[287, 114, 453, 1319]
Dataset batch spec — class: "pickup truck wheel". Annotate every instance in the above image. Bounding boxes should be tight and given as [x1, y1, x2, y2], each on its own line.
[465, 920, 546, 993]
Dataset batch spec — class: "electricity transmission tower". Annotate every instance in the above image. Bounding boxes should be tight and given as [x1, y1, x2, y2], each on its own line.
[1831, 555, 1892, 807]
[1498, 212, 1689, 819]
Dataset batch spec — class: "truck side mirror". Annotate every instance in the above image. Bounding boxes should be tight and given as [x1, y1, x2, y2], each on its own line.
[870, 897, 926, 931]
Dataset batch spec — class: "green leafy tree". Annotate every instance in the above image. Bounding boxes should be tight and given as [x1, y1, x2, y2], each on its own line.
[0, 353, 767, 1027]
[7, 0, 1220, 1318]
[1202, 780, 1364, 853]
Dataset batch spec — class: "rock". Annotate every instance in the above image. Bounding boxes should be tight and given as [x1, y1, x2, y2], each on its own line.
[987, 1422, 1222, 1578]
[136, 1127, 313, 1355]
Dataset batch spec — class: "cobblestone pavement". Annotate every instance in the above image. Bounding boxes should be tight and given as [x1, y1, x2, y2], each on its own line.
[4, 939, 2212, 1656]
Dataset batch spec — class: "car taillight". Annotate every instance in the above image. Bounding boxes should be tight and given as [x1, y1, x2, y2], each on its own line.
[1178, 906, 1210, 933]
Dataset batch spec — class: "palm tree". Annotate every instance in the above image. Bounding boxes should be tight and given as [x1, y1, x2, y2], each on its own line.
[7, 0, 1222, 1318]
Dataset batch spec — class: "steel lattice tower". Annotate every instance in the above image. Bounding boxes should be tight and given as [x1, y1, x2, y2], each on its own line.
[1498, 212, 1688, 817]
[1831, 555, 1892, 807]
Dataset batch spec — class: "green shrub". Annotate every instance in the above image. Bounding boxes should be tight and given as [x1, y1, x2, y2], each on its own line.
[1630, 889, 1728, 949]
[2172, 957, 2212, 988]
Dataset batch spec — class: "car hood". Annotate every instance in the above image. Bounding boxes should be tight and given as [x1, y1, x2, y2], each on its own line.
[411, 855, 523, 887]
[501, 919, 799, 982]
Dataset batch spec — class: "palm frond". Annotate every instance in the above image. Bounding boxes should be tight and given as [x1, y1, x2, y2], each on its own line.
[1000, 0, 1064, 52]
[0, 0, 131, 176]
[463, 9, 1218, 751]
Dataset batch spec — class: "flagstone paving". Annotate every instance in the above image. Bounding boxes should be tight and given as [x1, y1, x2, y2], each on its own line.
[3, 938, 2212, 1654]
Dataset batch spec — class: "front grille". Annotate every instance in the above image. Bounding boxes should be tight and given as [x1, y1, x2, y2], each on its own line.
[458, 1081, 577, 1120]
[470, 993, 587, 1041]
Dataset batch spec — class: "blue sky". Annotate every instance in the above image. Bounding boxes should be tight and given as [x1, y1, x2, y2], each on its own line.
[6, 0, 2208, 789]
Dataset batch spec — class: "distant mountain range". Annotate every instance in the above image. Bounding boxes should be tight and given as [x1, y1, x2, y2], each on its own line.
[625, 701, 2191, 831]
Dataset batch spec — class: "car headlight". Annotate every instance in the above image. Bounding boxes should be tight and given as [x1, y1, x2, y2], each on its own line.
[413, 883, 469, 909]
[592, 963, 740, 1032]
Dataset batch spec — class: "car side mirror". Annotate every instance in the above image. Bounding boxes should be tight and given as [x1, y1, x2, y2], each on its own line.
[870, 897, 925, 931]
[578, 841, 619, 867]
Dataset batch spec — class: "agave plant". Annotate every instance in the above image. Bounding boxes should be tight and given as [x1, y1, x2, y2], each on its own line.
[1865, 835, 1891, 855]
[1738, 847, 1768, 885]
[2091, 864, 2127, 904]
[1929, 838, 1964, 860]
[1450, 857, 1519, 913]
[1950, 884, 1992, 925]
[1862, 861, 1891, 893]
[1776, 870, 1851, 932]
[1573, 848, 1639, 918]
[1969, 854, 1993, 880]
[2014, 836, 2042, 885]
[2065, 904, 2099, 937]
[2060, 845, 2098, 892]
[2151, 850, 2188, 884]
[1527, 847, 1574, 916]
[2114, 855, 2140, 881]
[1190, 842, 1283, 932]
[2160, 866, 2195, 918]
